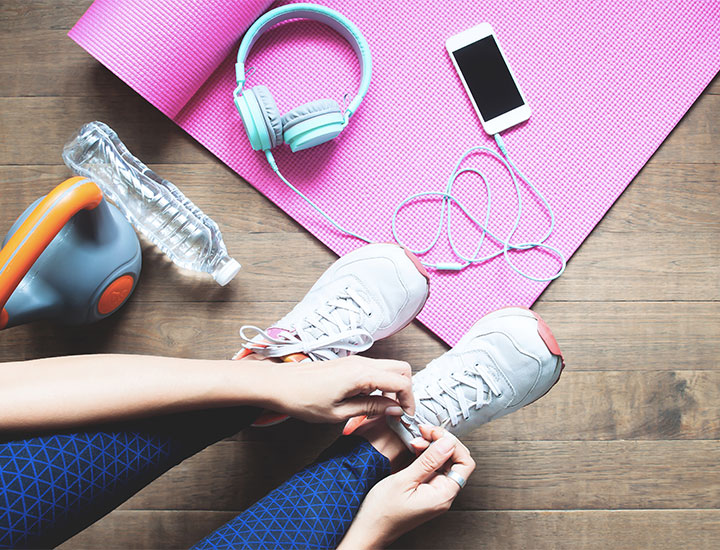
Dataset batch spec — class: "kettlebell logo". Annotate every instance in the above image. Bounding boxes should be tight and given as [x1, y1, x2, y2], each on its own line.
[98, 275, 135, 315]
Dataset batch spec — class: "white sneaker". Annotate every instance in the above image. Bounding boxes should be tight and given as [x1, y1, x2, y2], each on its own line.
[388, 307, 564, 449]
[239, 243, 430, 361]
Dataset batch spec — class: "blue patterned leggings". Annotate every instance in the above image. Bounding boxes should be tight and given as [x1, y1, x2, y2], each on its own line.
[0, 407, 390, 549]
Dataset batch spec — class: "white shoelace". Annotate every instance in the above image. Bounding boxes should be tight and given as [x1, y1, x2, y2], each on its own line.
[402, 361, 503, 436]
[239, 286, 375, 361]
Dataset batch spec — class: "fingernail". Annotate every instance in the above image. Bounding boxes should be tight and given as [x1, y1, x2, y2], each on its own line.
[409, 437, 426, 447]
[343, 416, 366, 435]
[384, 406, 404, 416]
[434, 436, 454, 454]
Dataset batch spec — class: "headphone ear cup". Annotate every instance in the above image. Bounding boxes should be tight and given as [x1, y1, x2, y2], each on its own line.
[252, 85, 284, 148]
[234, 86, 283, 151]
[281, 99, 345, 152]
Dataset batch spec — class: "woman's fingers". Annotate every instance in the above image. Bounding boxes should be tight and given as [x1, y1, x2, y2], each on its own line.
[418, 424, 443, 441]
[353, 365, 415, 415]
[415, 425, 476, 496]
[400, 433, 458, 485]
[339, 394, 406, 418]
[410, 436, 431, 455]
[379, 359, 413, 378]
[446, 435, 475, 481]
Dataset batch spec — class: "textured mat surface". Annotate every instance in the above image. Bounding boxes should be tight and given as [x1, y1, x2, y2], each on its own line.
[69, 0, 720, 345]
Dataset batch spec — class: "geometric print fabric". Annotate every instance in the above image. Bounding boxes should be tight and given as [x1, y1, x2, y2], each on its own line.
[192, 437, 391, 550]
[0, 406, 258, 549]
[0, 431, 171, 549]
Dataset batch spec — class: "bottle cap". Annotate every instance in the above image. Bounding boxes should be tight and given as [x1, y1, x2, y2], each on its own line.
[213, 257, 241, 286]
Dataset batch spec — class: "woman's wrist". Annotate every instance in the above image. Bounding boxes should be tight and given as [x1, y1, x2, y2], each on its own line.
[339, 515, 391, 550]
[220, 358, 280, 408]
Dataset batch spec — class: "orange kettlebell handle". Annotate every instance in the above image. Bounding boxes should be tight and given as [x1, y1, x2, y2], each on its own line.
[0, 177, 104, 329]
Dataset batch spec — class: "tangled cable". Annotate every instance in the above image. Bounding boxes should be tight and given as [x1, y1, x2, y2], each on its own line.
[266, 133, 566, 282]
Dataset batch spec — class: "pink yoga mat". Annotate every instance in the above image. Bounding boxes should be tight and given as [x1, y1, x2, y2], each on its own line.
[69, 0, 720, 345]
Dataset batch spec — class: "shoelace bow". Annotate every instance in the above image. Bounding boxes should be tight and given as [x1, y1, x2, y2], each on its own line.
[404, 361, 503, 433]
[239, 286, 375, 361]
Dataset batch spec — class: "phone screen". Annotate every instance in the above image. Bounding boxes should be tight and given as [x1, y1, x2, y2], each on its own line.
[452, 36, 525, 121]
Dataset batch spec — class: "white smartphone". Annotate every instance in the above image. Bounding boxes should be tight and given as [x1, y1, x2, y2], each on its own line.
[446, 23, 531, 135]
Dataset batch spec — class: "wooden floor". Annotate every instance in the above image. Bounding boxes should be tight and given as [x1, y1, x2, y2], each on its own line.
[2, 2, 719, 549]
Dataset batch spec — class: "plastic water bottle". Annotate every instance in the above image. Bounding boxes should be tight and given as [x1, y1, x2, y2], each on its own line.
[62, 121, 241, 286]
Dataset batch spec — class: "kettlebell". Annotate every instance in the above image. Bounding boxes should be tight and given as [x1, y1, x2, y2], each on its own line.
[0, 177, 141, 330]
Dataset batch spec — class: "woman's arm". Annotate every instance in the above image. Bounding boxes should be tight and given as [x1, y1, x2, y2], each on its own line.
[0, 354, 414, 432]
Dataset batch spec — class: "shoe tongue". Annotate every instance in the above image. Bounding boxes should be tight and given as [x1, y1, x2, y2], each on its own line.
[303, 298, 360, 340]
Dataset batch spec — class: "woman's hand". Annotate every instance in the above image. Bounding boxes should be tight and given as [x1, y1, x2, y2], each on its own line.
[254, 356, 415, 423]
[338, 426, 475, 550]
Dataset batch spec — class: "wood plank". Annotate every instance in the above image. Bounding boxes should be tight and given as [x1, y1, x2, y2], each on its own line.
[1, 302, 718, 374]
[600, 163, 720, 231]
[0, 97, 214, 166]
[0, 30, 135, 98]
[394, 510, 720, 550]
[535, 302, 720, 372]
[58, 509, 720, 550]
[537, 230, 719, 301]
[0, 1, 86, 32]
[3, 162, 719, 234]
[0, 164, 300, 234]
[117, 440, 720, 512]
[1, 93, 718, 166]
[222, 371, 720, 442]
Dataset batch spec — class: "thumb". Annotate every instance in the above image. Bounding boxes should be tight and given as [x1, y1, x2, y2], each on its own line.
[400, 435, 456, 485]
[339, 395, 405, 418]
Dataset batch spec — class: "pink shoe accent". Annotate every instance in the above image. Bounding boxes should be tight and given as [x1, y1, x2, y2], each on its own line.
[233, 348, 254, 360]
[379, 243, 430, 330]
[400, 246, 430, 282]
[252, 412, 291, 428]
[529, 309, 564, 367]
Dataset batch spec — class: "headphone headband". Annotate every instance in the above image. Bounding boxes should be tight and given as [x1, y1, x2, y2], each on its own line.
[236, 3, 371, 119]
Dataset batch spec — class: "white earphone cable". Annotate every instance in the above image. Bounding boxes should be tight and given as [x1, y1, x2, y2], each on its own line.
[265, 132, 566, 282]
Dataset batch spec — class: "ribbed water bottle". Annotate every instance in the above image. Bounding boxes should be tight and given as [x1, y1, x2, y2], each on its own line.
[63, 121, 240, 285]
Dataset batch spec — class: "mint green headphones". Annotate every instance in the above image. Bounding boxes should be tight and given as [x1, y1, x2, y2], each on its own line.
[234, 3, 372, 153]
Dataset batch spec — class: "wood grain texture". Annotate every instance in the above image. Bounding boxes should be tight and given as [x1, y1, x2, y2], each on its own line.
[1, 93, 719, 166]
[0, 2, 86, 31]
[3, 162, 719, 233]
[57, 510, 720, 550]
[392, 510, 720, 550]
[1, 302, 719, 372]
[116, 439, 720, 511]
[1, 1, 718, 548]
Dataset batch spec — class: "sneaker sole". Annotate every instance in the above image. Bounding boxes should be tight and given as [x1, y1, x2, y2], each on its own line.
[249, 245, 431, 428]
